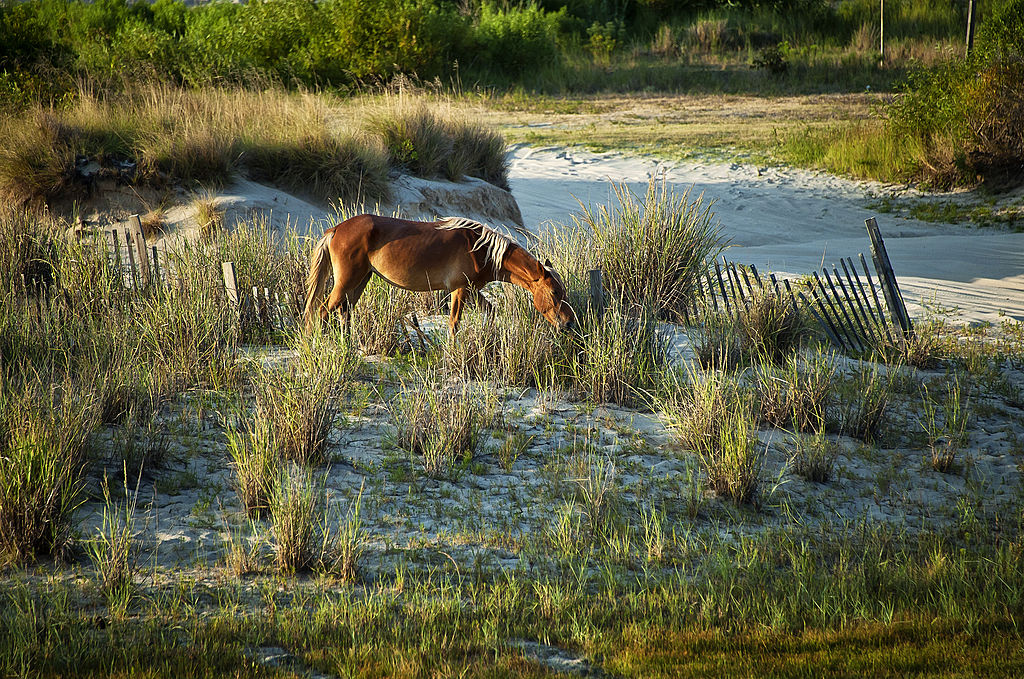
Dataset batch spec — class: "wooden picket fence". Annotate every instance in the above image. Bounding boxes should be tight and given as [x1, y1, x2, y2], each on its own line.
[587, 217, 913, 354]
[15, 214, 913, 353]
[687, 217, 913, 352]
[13, 214, 298, 332]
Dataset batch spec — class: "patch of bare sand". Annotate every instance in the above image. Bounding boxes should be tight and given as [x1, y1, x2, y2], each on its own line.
[508, 145, 1024, 325]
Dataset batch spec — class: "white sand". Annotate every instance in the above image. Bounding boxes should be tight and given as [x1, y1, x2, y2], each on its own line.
[508, 145, 1024, 325]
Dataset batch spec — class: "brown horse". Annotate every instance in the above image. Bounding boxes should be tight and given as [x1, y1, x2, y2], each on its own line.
[303, 214, 576, 333]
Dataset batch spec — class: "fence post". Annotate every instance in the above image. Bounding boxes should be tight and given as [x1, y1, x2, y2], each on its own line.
[122, 229, 139, 290]
[222, 262, 240, 309]
[864, 217, 912, 336]
[127, 214, 150, 288]
[589, 268, 604, 321]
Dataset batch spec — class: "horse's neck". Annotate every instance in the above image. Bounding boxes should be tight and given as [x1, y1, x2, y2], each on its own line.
[499, 246, 541, 287]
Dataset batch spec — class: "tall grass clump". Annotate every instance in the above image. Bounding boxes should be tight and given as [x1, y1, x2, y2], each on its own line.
[444, 285, 558, 387]
[270, 466, 322, 575]
[348, 277, 417, 356]
[225, 413, 279, 519]
[318, 484, 365, 583]
[661, 368, 763, 505]
[836, 361, 899, 441]
[84, 472, 140, 615]
[737, 286, 808, 362]
[919, 374, 972, 473]
[570, 178, 724, 321]
[387, 369, 491, 479]
[251, 368, 335, 466]
[790, 432, 840, 483]
[754, 351, 835, 433]
[363, 92, 510, 190]
[561, 299, 670, 406]
[0, 377, 98, 563]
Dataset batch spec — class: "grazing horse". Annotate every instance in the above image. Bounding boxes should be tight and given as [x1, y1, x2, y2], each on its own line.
[303, 214, 576, 333]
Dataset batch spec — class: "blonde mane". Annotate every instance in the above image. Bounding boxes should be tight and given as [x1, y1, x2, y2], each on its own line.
[435, 217, 513, 269]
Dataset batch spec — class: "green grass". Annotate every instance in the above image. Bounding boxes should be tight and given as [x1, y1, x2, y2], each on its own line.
[2, 520, 1022, 677]
[4, 185, 1024, 676]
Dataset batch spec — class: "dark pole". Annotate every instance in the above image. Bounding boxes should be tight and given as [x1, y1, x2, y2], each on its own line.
[966, 0, 977, 56]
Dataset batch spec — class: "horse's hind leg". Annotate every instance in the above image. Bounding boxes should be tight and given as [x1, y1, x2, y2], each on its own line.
[327, 264, 372, 339]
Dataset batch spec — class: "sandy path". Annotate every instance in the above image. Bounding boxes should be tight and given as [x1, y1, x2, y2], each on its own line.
[508, 145, 1024, 325]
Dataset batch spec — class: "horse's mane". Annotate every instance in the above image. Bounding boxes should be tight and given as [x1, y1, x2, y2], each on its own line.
[435, 217, 514, 269]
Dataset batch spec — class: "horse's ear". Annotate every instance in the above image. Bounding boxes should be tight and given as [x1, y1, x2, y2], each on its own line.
[544, 258, 552, 269]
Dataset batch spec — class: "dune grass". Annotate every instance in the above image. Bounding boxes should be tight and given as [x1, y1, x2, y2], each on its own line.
[2, 171, 1024, 676]
[0, 84, 510, 208]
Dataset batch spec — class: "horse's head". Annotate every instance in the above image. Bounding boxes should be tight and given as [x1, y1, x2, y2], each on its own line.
[530, 259, 577, 333]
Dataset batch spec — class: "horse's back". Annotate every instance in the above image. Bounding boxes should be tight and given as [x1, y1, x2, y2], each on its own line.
[329, 214, 484, 292]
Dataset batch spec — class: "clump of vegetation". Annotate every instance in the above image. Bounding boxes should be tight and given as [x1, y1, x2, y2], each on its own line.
[318, 484, 365, 583]
[919, 374, 972, 473]
[348, 277, 418, 357]
[790, 432, 840, 483]
[690, 289, 809, 370]
[84, 474, 140, 615]
[738, 287, 809, 363]
[388, 370, 491, 479]
[836, 362, 899, 442]
[569, 178, 724, 321]
[690, 307, 745, 370]
[270, 466, 322, 574]
[0, 377, 98, 563]
[0, 85, 509, 208]
[886, 0, 1024, 187]
[251, 369, 336, 466]
[225, 412, 279, 519]
[662, 369, 763, 505]
[754, 352, 835, 433]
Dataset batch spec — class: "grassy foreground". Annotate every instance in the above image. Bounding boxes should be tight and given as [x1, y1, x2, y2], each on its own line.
[3, 175, 1024, 675]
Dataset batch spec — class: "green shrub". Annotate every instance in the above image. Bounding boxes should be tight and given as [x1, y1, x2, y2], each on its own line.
[885, 0, 1024, 186]
[312, 0, 466, 82]
[472, 3, 564, 78]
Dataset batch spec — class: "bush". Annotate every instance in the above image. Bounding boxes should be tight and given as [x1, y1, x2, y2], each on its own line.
[472, 3, 563, 78]
[885, 0, 1024, 186]
[312, 0, 466, 82]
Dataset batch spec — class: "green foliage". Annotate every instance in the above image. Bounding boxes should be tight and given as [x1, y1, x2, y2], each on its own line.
[884, 0, 1024, 186]
[472, 3, 564, 77]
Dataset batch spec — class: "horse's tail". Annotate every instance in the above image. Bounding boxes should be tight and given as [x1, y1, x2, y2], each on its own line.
[303, 231, 333, 331]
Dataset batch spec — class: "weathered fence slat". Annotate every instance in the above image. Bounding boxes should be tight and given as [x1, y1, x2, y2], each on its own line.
[865, 217, 913, 336]
[589, 268, 605, 321]
[128, 214, 150, 288]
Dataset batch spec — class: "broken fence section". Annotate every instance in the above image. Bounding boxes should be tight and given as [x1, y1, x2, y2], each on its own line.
[12, 214, 297, 333]
[685, 218, 913, 353]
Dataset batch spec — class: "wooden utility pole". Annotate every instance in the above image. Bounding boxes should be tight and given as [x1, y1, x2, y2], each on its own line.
[966, 0, 977, 56]
[880, 0, 885, 62]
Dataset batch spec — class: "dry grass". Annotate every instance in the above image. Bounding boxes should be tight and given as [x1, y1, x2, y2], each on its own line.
[0, 84, 508, 208]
